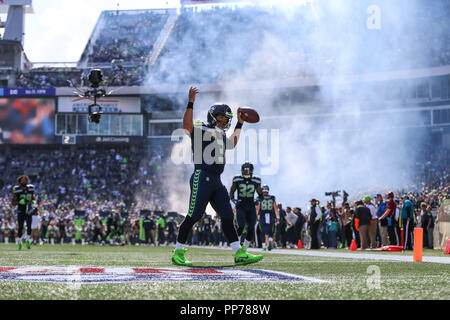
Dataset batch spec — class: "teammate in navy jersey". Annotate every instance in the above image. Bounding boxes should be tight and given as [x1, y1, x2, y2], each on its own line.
[172, 87, 263, 266]
[256, 184, 279, 251]
[229, 162, 263, 248]
[11, 175, 37, 250]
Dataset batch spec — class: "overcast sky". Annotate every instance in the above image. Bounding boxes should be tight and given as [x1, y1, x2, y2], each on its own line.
[2, 0, 179, 62]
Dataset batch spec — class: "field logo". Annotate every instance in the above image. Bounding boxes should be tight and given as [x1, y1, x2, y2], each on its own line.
[0, 266, 328, 284]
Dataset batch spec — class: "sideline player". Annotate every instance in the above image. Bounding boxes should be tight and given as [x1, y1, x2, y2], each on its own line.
[229, 161, 263, 248]
[256, 184, 279, 251]
[11, 175, 36, 250]
[172, 87, 263, 266]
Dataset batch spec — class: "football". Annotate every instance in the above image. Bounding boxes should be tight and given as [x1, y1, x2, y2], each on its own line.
[237, 106, 260, 123]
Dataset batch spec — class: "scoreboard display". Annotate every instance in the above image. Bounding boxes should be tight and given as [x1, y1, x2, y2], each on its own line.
[62, 134, 76, 145]
[0, 97, 55, 144]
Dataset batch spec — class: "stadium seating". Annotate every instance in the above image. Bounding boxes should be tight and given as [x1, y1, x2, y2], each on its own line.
[6, 1, 450, 88]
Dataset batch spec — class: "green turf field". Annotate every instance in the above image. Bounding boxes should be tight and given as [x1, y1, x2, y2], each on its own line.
[0, 244, 448, 300]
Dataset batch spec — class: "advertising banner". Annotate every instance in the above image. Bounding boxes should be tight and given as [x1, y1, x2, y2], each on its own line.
[0, 88, 56, 97]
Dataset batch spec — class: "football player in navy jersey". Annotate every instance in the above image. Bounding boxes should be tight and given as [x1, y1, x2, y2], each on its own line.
[229, 162, 263, 249]
[256, 184, 279, 251]
[172, 87, 263, 266]
[11, 175, 37, 250]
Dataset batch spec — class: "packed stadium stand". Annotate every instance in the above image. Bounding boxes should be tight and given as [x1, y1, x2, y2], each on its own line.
[3, 1, 449, 87]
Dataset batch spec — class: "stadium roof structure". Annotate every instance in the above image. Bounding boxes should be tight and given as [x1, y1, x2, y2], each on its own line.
[0, 0, 33, 14]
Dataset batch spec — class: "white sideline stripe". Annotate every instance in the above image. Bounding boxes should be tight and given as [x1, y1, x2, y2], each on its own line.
[187, 245, 449, 264]
[246, 248, 450, 264]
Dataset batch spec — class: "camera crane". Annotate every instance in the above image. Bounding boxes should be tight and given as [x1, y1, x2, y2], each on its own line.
[69, 69, 118, 124]
[325, 190, 349, 208]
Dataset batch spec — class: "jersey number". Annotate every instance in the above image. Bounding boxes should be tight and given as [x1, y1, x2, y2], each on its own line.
[261, 199, 273, 211]
[238, 184, 255, 198]
[20, 194, 32, 201]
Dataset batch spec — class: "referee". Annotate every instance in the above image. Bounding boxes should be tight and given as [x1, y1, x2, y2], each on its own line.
[11, 175, 37, 250]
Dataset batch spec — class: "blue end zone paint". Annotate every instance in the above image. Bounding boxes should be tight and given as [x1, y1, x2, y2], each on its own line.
[0, 267, 327, 284]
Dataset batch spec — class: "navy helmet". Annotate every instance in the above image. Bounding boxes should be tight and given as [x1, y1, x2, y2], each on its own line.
[207, 103, 233, 131]
[262, 184, 269, 193]
[241, 161, 254, 179]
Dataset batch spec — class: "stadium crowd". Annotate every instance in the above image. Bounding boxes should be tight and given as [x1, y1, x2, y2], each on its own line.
[16, 62, 147, 88]
[82, 10, 167, 64]
[0, 141, 448, 249]
[0, 145, 171, 245]
[5, 2, 450, 89]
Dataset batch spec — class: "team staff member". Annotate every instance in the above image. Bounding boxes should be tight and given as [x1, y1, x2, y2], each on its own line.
[363, 195, 377, 248]
[276, 203, 287, 248]
[378, 192, 396, 245]
[307, 199, 322, 249]
[156, 214, 166, 245]
[400, 195, 415, 250]
[143, 213, 155, 246]
[375, 194, 388, 246]
[172, 87, 262, 266]
[31, 211, 41, 245]
[11, 175, 36, 250]
[354, 200, 372, 250]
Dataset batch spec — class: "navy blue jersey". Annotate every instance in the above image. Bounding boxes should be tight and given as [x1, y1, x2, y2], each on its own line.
[259, 194, 276, 225]
[191, 121, 233, 175]
[12, 184, 35, 214]
[232, 175, 261, 206]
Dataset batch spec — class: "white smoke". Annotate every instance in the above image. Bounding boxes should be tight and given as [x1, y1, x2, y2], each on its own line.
[146, 0, 437, 214]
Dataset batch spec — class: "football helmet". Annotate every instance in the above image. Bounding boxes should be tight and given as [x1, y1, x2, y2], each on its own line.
[262, 184, 269, 193]
[241, 161, 254, 179]
[207, 103, 233, 131]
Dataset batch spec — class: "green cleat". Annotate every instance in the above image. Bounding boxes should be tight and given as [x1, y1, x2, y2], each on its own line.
[262, 247, 267, 251]
[26, 239, 31, 250]
[18, 242, 23, 250]
[171, 248, 193, 266]
[234, 246, 263, 266]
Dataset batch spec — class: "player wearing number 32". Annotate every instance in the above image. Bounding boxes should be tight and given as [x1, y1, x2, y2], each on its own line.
[229, 162, 263, 249]
[172, 87, 263, 266]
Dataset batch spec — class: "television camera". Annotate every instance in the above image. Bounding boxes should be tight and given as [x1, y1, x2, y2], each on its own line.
[325, 190, 349, 208]
[71, 69, 115, 124]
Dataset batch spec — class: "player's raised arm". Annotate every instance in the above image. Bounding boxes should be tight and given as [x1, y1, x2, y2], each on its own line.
[227, 110, 244, 149]
[183, 86, 199, 135]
